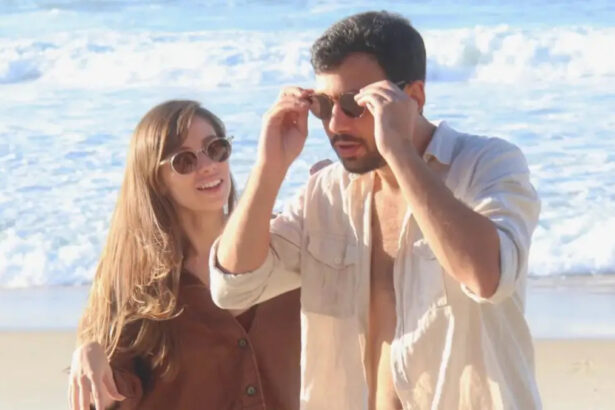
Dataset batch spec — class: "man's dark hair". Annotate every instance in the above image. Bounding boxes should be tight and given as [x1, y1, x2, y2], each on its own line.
[310, 11, 426, 83]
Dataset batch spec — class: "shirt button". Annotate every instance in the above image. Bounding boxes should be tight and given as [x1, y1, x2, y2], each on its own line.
[246, 385, 257, 396]
[238, 338, 248, 348]
[334, 257, 342, 264]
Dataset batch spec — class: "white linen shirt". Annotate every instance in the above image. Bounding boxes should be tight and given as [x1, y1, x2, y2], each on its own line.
[210, 122, 542, 410]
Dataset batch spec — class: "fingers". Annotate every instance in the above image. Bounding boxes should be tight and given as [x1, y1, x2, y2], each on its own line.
[265, 86, 313, 130]
[269, 98, 310, 116]
[354, 93, 385, 116]
[360, 80, 405, 94]
[92, 381, 104, 410]
[276, 87, 312, 115]
[357, 80, 411, 105]
[265, 97, 310, 127]
[69, 378, 76, 410]
[103, 370, 126, 402]
[279, 86, 312, 100]
[78, 376, 92, 410]
[294, 103, 309, 137]
[355, 81, 419, 117]
[356, 85, 400, 104]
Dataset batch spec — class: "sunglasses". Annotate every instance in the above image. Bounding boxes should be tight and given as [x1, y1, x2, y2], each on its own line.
[309, 80, 408, 120]
[161, 136, 233, 175]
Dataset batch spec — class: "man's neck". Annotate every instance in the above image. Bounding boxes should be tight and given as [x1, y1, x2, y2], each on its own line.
[413, 116, 437, 159]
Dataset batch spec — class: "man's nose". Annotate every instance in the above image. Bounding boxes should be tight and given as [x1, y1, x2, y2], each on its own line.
[328, 102, 355, 135]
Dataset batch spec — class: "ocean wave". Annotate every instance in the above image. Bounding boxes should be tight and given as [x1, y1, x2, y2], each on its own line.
[0, 30, 317, 88]
[1, 25, 614, 89]
[1, 209, 614, 289]
[425, 25, 615, 83]
[1, 21, 615, 288]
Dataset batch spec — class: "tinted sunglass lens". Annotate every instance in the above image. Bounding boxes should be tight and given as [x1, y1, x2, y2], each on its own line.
[309, 94, 333, 120]
[172, 151, 198, 174]
[206, 139, 231, 162]
[339, 93, 364, 118]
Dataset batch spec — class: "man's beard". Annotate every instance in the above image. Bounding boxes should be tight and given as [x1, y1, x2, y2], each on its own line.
[330, 134, 386, 174]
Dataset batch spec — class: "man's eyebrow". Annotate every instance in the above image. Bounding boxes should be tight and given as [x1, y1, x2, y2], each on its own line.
[313, 87, 361, 96]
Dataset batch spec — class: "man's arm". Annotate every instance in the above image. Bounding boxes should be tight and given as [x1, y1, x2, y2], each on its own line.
[385, 145, 501, 299]
[216, 86, 312, 274]
[357, 81, 538, 300]
[217, 165, 286, 273]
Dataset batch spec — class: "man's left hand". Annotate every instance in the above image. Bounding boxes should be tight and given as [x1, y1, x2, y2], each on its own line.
[354, 80, 420, 158]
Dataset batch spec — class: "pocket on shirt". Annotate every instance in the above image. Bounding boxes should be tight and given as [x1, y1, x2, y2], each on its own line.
[407, 238, 450, 315]
[301, 234, 357, 317]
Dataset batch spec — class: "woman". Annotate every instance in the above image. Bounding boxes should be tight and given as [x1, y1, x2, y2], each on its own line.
[68, 100, 305, 410]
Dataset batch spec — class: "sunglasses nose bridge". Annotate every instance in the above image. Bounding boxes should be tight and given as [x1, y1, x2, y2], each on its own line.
[328, 99, 358, 133]
[194, 149, 218, 172]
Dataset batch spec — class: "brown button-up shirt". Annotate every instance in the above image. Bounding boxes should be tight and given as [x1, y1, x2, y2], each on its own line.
[112, 272, 301, 410]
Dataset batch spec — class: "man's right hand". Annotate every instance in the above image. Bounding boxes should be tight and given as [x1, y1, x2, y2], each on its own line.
[257, 86, 312, 173]
[69, 342, 125, 410]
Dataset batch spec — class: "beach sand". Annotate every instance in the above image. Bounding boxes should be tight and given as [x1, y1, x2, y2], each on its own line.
[0, 332, 613, 409]
[0, 331, 75, 410]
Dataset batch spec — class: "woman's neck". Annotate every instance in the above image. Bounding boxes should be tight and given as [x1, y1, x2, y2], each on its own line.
[177, 208, 226, 282]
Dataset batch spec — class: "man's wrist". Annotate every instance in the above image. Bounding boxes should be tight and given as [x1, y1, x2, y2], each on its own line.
[380, 134, 418, 164]
[253, 160, 288, 189]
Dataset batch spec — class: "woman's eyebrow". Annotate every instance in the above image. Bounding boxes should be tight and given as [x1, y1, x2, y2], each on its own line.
[202, 134, 219, 144]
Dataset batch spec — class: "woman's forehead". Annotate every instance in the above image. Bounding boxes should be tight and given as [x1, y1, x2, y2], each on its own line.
[180, 117, 217, 148]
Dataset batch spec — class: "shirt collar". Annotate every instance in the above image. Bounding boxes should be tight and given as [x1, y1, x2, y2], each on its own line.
[423, 121, 456, 165]
[345, 120, 456, 181]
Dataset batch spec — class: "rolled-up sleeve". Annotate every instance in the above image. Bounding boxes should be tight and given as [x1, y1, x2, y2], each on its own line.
[461, 139, 541, 304]
[209, 188, 305, 310]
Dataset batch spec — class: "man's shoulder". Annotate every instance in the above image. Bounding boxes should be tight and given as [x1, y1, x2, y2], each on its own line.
[305, 161, 354, 192]
[444, 125, 524, 166]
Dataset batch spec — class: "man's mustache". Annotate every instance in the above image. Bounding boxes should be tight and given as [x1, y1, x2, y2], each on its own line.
[331, 134, 364, 145]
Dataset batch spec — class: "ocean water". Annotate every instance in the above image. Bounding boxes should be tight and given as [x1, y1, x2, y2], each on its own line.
[1, 0, 615, 289]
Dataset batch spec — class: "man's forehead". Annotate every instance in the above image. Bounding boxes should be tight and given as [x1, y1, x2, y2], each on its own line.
[313, 53, 387, 94]
[314, 72, 372, 95]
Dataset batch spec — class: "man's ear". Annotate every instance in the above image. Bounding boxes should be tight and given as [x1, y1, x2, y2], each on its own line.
[403, 81, 426, 115]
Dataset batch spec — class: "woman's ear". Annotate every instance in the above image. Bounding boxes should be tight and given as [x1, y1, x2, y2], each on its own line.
[157, 172, 170, 196]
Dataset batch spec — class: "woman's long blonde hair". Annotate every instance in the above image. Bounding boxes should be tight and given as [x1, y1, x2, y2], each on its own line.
[78, 100, 236, 378]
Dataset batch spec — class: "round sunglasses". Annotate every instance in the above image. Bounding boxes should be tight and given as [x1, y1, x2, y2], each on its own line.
[161, 136, 233, 175]
[309, 80, 408, 120]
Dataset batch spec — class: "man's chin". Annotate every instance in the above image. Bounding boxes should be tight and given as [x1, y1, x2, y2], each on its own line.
[340, 156, 387, 174]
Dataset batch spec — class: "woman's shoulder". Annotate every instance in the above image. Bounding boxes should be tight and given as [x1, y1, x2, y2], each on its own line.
[254, 289, 301, 322]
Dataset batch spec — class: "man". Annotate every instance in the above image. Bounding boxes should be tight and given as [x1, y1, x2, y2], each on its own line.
[210, 11, 541, 410]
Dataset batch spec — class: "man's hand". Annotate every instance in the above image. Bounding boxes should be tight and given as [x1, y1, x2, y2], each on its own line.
[68, 342, 125, 410]
[257, 86, 312, 174]
[215, 86, 311, 278]
[354, 80, 420, 158]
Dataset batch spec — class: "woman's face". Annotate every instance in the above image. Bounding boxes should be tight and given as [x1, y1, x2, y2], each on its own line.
[160, 116, 231, 214]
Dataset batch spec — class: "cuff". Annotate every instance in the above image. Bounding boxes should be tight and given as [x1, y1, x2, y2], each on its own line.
[461, 228, 519, 304]
[208, 237, 275, 309]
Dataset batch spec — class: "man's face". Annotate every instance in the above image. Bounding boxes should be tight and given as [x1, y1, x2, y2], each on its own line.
[314, 53, 388, 174]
